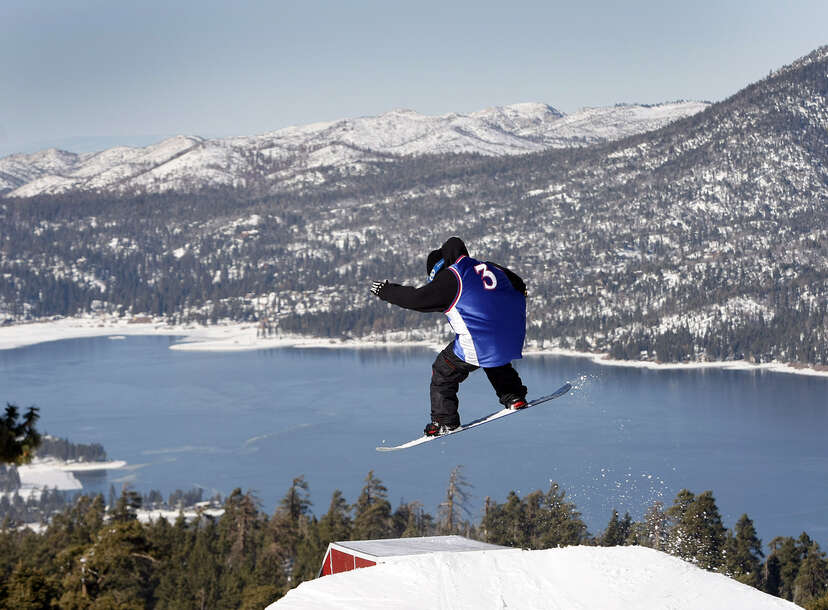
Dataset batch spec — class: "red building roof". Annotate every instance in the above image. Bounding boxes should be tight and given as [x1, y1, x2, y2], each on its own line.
[319, 535, 510, 577]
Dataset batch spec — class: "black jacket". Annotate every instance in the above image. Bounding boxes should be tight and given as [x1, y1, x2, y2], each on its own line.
[380, 237, 526, 313]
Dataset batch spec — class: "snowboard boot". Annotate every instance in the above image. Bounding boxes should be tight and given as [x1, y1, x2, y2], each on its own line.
[424, 421, 461, 437]
[502, 393, 528, 410]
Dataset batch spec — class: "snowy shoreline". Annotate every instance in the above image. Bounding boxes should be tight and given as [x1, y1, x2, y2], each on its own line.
[6, 457, 128, 500]
[1, 316, 826, 378]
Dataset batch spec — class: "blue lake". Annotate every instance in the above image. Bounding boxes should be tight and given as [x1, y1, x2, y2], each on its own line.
[1, 335, 826, 547]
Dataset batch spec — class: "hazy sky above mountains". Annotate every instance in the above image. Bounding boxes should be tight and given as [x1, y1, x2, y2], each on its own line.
[2, 0, 826, 156]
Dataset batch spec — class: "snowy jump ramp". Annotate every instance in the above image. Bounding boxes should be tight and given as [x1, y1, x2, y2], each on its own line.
[269, 545, 795, 609]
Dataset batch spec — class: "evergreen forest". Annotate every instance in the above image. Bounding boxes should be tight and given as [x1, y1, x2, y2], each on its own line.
[1, 469, 827, 609]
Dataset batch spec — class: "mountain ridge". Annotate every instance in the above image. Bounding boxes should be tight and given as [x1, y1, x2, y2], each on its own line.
[0, 101, 707, 198]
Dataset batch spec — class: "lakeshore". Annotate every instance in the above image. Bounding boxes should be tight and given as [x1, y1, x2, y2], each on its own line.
[2, 328, 826, 547]
[7, 458, 128, 500]
[1, 316, 826, 378]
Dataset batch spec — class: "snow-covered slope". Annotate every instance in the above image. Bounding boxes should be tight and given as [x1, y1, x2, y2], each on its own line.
[268, 546, 796, 610]
[6, 457, 127, 501]
[0, 101, 707, 197]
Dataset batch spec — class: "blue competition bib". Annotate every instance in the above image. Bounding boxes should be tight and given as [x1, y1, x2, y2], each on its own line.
[444, 256, 526, 367]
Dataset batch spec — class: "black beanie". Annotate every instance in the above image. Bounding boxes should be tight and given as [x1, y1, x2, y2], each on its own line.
[426, 248, 444, 276]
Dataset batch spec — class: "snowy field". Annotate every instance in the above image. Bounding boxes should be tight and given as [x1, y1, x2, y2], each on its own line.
[269, 546, 796, 610]
[1, 316, 826, 377]
[10, 457, 127, 500]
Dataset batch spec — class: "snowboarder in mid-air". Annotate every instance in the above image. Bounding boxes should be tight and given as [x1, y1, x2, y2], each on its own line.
[370, 236, 528, 437]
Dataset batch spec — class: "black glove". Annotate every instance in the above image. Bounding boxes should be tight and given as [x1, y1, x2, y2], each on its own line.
[370, 279, 389, 298]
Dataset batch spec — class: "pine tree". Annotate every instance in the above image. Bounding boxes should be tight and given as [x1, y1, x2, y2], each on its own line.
[351, 471, 393, 540]
[112, 485, 143, 522]
[764, 552, 783, 597]
[684, 491, 727, 570]
[277, 476, 312, 523]
[438, 465, 473, 535]
[239, 584, 282, 610]
[794, 543, 828, 607]
[522, 490, 546, 547]
[481, 491, 524, 547]
[186, 518, 222, 610]
[482, 485, 589, 549]
[317, 489, 351, 544]
[500, 491, 526, 547]
[534, 482, 589, 548]
[666, 488, 696, 557]
[0, 404, 41, 466]
[59, 520, 155, 608]
[725, 513, 763, 587]
[84, 494, 106, 537]
[767, 535, 805, 600]
[480, 496, 495, 542]
[396, 501, 431, 538]
[600, 509, 632, 547]
[292, 515, 324, 584]
[267, 477, 312, 584]
[250, 517, 288, 603]
[620, 512, 634, 544]
[806, 592, 828, 610]
[630, 501, 668, 549]
[45, 494, 106, 552]
[5, 561, 57, 609]
[149, 514, 192, 610]
[219, 489, 261, 571]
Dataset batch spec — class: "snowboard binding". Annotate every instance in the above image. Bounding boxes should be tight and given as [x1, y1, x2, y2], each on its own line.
[424, 421, 460, 437]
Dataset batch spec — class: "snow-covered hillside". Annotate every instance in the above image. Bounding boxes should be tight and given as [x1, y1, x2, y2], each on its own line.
[0, 101, 707, 197]
[268, 546, 796, 610]
[9, 457, 127, 500]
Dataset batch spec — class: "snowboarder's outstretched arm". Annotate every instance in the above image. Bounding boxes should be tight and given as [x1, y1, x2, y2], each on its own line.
[370, 270, 458, 313]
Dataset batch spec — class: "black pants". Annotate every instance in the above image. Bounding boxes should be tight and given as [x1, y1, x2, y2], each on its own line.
[430, 343, 527, 427]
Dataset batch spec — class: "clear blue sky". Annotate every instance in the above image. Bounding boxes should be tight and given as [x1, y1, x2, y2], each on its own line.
[2, 0, 826, 155]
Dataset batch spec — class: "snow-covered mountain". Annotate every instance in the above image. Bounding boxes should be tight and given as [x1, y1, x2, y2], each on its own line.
[0, 101, 707, 198]
[268, 546, 796, 609]
[2, 46, 826, 366]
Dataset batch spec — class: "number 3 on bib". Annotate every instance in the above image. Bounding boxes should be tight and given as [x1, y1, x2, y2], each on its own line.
[474, 263, 497, 290]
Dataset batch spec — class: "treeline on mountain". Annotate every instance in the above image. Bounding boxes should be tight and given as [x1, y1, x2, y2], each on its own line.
[0, 482, 215, 525]
[1, 469, 826, 609]
[1, 49, 826, 366]
[0, 488, 69, 524]
[36, 436, 107, 463]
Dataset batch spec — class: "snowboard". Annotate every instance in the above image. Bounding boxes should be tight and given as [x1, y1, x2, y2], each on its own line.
[376, 382, 572, 452]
